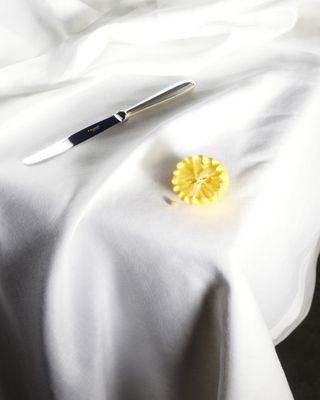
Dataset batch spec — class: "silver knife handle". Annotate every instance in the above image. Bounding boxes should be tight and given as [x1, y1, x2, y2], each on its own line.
[125, 80, 195, 119]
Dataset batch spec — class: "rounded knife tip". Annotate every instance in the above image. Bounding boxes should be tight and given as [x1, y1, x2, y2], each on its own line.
[22, 157, 34, 166]
[180, 80, 196, 88]
[183, 80, 196, 92]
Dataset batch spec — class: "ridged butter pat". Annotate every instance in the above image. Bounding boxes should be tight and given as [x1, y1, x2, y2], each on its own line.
[172, 155, 229, 205]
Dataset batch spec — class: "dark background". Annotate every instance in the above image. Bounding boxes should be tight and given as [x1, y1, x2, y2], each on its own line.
[277, 256, 320, 399]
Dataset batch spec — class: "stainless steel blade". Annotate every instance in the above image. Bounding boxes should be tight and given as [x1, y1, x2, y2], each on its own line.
[23, 113, 123, 165]
[23, 139, 73, 165]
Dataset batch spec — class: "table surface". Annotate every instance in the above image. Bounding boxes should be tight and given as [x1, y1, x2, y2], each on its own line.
[0, 1, 319, 399]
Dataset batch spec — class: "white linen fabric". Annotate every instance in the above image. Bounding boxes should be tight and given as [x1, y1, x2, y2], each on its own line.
[0, 1, 320, 399]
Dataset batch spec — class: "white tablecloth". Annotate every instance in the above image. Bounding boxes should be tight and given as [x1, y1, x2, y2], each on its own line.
[1, 1, 320, 399]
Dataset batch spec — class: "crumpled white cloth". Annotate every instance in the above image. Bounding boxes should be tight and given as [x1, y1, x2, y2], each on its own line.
[0, 1, 319, 399]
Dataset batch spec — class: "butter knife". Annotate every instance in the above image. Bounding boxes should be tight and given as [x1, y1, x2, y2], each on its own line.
[23, 80, 195, 165]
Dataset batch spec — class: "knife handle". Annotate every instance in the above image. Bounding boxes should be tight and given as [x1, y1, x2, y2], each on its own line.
[125, 80, 195, 119]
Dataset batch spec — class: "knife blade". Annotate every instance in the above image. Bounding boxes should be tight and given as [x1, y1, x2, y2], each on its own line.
[23, 80, 195, 165]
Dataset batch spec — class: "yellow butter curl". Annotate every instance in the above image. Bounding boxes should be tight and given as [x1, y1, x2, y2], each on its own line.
[171, 155, 229, 205]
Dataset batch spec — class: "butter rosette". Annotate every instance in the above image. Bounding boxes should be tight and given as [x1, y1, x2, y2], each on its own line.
[171, 155, 229, 205]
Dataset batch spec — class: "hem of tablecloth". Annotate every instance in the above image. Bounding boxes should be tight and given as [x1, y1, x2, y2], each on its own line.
[271, 240, 320, 345]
